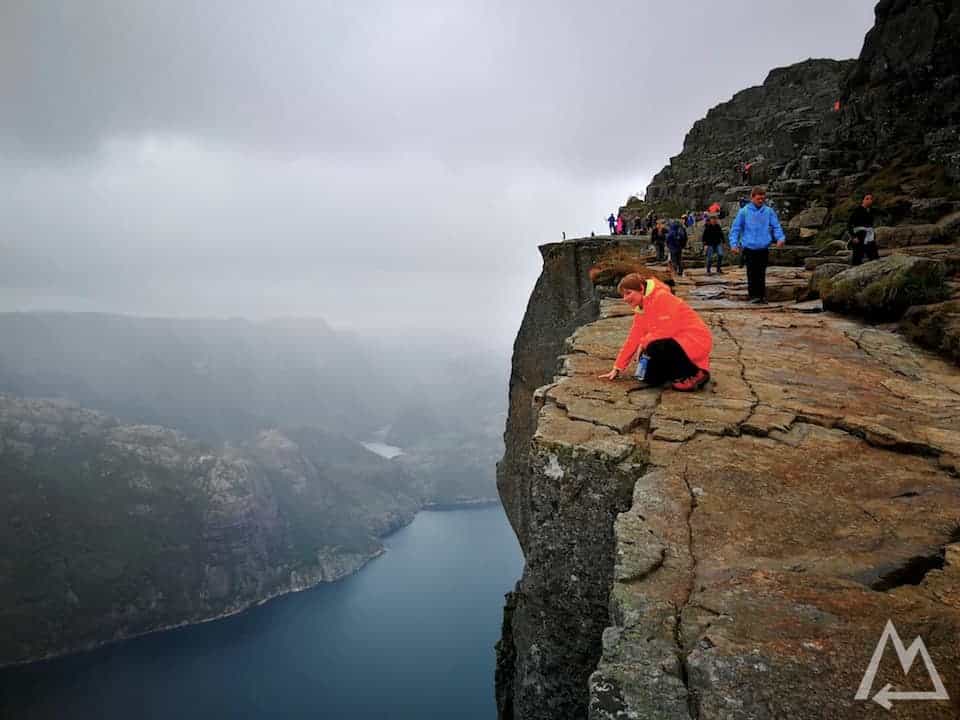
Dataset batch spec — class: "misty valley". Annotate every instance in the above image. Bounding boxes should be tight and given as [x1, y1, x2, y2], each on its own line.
[0, 312, 516, 718]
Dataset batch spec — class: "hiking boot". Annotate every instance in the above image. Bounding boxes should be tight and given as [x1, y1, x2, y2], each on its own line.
[672, 369, 710, 392]
[716, 268, 723, 274]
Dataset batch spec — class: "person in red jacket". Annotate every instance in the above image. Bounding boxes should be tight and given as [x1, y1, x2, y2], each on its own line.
[598, 273, 712, 391]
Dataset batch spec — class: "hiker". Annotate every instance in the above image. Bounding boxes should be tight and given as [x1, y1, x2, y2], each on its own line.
[848, 193, 878, 266]
[729, 186, 785, 304]
[650, 221, 667, 262]
[742, 162, 753, 183]
[685, 212, 695, 228]
[607, 213, 616, 234]
[597, 273, 712, 391]
[666, 220, 687, 276]
[702, 215, 725, 274]
[634, 217, 645, 235]
[615, 214, 624, 235]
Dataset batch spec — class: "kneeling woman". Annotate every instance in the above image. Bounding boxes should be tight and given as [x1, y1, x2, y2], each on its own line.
[598, 273, 712, 391]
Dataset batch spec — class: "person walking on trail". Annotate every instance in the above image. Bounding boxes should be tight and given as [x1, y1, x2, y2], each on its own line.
[729, 186, 785, 304]
[650, 221, 667, 263]
[702, 215, 725, 274]
[615, 214, 624, 235]
[848, 193, 878, 266]
[666, 220, 688, 276]
[608, 213, 616, 234]
[597, 273, 712, 392]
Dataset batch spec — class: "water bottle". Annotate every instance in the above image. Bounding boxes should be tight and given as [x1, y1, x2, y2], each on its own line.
[634, 354, 650, 382]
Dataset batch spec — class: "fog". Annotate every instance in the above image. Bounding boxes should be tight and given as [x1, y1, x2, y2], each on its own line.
[1, 1, 875, 346]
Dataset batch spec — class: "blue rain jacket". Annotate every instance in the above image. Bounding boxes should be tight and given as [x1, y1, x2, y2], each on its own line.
[728, 203, 785, 250]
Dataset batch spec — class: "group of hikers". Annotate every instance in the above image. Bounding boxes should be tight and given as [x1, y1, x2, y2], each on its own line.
[643, 186, 785, 298]
[607, 208, 707, 238]
[597, 185, 788, 394]
[597, 188, 881, 394]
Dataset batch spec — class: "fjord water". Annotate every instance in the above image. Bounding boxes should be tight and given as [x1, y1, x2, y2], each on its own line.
[0, 506, 522, 720]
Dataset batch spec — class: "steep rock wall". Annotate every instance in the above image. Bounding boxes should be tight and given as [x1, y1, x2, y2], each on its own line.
[645, 59, 853, 214]
[643, 0, 960, 227]
[495, 238, 647, 719]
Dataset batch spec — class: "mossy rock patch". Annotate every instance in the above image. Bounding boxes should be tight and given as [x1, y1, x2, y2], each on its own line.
[820, 255, 949, 321]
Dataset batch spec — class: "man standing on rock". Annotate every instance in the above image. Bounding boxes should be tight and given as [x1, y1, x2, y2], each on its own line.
[848, 192, 878, 266]
[607, 213, 616, 235]
[729, 186, 785, 304]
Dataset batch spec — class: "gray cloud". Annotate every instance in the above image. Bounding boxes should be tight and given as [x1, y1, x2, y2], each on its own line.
[0, 1, 874, 343]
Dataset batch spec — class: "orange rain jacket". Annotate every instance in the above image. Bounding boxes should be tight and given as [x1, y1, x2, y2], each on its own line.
[614, 278, 713, 372]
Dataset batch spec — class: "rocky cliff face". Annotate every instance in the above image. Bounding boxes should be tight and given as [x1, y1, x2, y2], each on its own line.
[496, 251, 960, 719]
[498, 5, 960, 707]
[645, 58, 854, 214]
[838, 0, 960, 179]
[0, 396, 418, 668]
[495, 238, 650, 717]
[642, 0, 960, 233]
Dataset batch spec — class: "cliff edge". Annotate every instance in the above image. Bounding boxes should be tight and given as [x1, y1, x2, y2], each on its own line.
[496, 251, 960, 718]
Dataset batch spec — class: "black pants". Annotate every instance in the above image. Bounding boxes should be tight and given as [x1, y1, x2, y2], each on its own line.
[655, 242, 665, 262]
[744, 247, 769, 300]
[851, 241, 879, 266]
[670, 248, 683, 275]
[643, 338, 700, 385]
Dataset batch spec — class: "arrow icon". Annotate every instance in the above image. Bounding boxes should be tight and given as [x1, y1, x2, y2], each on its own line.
[872, 683, 950, 710]
[856, 621, 949, 711]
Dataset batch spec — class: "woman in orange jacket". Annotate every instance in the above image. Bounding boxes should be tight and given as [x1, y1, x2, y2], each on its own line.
[598, 273, 712, 391]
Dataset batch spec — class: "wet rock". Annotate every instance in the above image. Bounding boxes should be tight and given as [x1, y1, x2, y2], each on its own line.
[900, 300, 960, 366]
[875, 224, 945, 248]
[820, 255, 949, 321]
[808, 262, 849, 298]
[788, 206, 829, 229]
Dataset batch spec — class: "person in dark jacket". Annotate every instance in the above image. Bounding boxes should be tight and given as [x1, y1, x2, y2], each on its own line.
[702, 216, 725, 274]
[607, 213, 616, 234]
[650, 221, 667, 262]
[666, 220, 688, 276]
[847, 193, 878, 266]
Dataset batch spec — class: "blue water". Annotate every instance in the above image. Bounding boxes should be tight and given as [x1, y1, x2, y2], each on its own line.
[0, 506, 523, 720]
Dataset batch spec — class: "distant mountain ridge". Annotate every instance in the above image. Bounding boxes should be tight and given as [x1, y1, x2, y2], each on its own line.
[0, 394, 420, 668]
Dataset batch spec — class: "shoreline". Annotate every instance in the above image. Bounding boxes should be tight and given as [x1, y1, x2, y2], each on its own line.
[2, 499, 503, 672]
[0, 547, 386, 673]
[421, 497, 501, 511]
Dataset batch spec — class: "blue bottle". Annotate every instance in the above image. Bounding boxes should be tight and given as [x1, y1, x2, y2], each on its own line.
[634, 354, 650, 382]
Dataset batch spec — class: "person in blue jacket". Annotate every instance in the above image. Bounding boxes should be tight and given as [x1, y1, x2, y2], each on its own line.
[729, 186, 785, 304]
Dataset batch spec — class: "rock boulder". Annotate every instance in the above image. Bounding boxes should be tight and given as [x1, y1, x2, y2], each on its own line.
[820, 254, 949, 321]
[900, 300, 960, 366]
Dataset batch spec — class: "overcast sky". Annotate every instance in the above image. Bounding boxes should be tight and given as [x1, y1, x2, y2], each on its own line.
[1, 1, 874, 345]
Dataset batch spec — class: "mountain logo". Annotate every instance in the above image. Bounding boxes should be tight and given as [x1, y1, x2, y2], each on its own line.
[855, 620, 949, 710]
